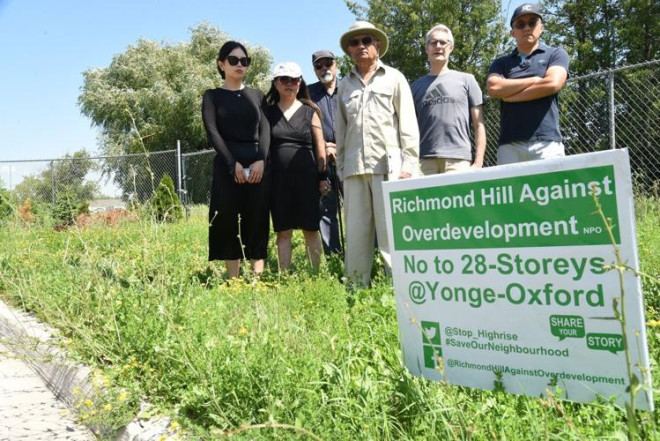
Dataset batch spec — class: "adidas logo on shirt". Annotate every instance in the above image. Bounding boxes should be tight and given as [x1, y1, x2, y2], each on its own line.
[422, 86, 456, 107]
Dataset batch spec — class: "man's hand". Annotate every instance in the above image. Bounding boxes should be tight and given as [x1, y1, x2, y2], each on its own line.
[319, 179, 331, 196]
[325, 142, 337, 162]
[502, 66, 568, 102]
[487, 74, 541, 99]
[398, 171, 412, 180]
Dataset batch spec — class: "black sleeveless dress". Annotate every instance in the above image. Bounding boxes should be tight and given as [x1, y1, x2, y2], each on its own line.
[267, 104, 321, 232]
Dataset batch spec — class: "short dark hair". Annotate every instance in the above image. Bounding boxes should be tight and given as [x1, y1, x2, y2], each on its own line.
[217, 41, 248, 79]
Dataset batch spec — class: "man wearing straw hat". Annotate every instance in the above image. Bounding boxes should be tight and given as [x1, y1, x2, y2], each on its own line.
[335, 21, 419, 288]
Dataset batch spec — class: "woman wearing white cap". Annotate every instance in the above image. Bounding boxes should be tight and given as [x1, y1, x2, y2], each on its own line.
[265, 62, 328, 271]
[202, 41, 271, 279]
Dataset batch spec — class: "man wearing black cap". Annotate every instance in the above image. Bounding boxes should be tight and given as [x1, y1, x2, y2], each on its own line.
[308, 50, 342, 256]
[487, 3, 569, 164]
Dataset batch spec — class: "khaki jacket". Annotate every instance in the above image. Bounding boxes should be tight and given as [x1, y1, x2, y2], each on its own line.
[335, 61, 419, 180]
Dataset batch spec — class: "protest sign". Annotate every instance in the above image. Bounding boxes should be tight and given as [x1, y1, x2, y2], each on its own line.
[383, 150, 653, 410]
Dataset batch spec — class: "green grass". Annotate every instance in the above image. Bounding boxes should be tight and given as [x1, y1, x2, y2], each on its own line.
[0, 202, 658, 440]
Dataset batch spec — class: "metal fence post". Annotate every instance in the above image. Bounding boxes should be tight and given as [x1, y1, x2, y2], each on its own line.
[176, 140, 183, 201]
[50, 161, 56, 204]
[608, 72, 615, 150]
[181, 153, 188, 204]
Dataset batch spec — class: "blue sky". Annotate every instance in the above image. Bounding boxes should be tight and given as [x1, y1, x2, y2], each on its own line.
[0, 0, 526, 185]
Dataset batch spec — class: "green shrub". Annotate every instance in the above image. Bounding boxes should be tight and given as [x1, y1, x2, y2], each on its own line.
[151, 173, 183, 222]
[52, 189, 89, 227]
[0, 188, 13, 220]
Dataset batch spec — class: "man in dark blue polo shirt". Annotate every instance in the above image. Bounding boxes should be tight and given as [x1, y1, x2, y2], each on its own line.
[487, 3, 569, 164]
[308, 50, 342, 255]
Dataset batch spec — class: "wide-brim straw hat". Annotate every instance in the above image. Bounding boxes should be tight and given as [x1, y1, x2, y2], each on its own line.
[339, 21, 389, 57]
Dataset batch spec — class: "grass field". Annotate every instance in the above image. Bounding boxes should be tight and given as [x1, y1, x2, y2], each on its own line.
[0, 198, 658, 440]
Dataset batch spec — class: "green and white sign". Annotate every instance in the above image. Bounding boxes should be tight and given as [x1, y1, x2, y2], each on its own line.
[383, 150, 653, 410]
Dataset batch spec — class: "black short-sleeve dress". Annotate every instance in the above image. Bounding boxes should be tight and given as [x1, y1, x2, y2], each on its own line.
[202, 87, 271, 260]
[267, 104, 321, 232]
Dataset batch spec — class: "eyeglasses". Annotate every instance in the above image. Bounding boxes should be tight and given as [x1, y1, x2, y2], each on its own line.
[277, 76, 301, 85]
[314, 59, 334, 70]
[226, 56, 251, 67]
[348, 36, 374, 47]
[427, 39, 452, 48]
[513, 19, 539, 30]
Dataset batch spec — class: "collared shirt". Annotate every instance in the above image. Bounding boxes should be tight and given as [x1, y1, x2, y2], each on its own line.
[488, 43, 569, 145]
[308, 81, 337, 143]
[335, 60, 419, 180]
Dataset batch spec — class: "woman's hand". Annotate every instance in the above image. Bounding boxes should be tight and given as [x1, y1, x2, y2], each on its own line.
[248, 160, 265, 184]
[234, 162, 246, 184]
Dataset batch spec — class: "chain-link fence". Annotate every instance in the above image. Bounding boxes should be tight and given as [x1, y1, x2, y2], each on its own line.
[0, 150, 180, 211]
[1, 61, 657, 210]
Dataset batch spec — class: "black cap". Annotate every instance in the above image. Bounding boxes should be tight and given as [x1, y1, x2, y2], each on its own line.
[510, 3, 542, 26]
[312, 50, 335, 64]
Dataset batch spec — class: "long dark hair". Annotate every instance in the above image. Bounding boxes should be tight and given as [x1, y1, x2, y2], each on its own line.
[266, 78, 321, 117]
[216, 41, 248, 79]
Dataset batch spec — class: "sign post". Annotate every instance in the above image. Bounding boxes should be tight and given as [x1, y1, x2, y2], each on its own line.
[383, 150, 653, 410]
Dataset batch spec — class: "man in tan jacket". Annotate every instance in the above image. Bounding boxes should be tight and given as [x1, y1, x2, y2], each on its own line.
[336, 21, 419, 288]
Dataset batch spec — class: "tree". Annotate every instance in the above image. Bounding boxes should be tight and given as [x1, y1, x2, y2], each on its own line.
[541, 0, 660, 188]
[78, 23, 273, 203]
[542, 0, 659, 73]
[542, 0, 620, 74]
[151, 173, 183, 222]
[12, 150, 98, 205]
[0, 187, 12, 221]
[618, 0, 660, 65]
[345, 0, 506, 83]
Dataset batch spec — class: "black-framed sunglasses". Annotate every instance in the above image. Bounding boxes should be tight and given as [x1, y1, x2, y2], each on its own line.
[226, 56, 251, 67]
[277, 76, 301, 85]
[348, 36, 374, 47]
[513, 19, 539, 30]
[314, 59, 334, 70]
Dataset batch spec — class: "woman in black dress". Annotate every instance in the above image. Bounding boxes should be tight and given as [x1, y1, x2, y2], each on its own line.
[266, 62, 329, 271]
[202, 41, 270, 278]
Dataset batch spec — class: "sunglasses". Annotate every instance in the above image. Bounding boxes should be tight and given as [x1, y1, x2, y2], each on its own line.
[277, 76, 301, 85]
[226, 56, 251, 67]
[348, 36, 374, 47]
[314, 59, 334, 70]
[513, 19, 539, 30]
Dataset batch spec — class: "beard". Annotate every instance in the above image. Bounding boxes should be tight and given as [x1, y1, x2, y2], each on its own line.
[320, 71, 334, 84]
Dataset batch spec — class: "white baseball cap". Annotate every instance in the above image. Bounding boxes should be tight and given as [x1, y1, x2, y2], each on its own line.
[271, 62, 303, 80]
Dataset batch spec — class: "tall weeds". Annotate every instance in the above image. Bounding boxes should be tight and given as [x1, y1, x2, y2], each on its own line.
[0, 204, 657, 440]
